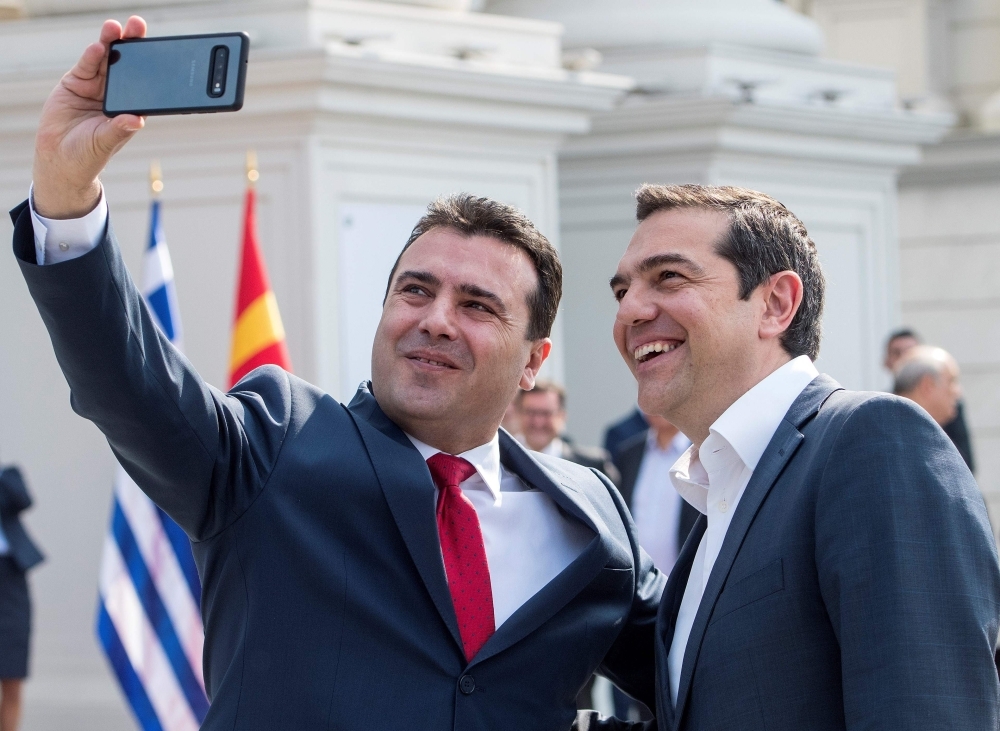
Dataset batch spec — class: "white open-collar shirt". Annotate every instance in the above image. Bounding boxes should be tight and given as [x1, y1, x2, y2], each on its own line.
[666, 355, 819, 704]
[27, 189, 593, 633]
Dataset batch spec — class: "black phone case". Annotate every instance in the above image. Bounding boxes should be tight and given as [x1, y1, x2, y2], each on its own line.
[103, 32, 250, 117]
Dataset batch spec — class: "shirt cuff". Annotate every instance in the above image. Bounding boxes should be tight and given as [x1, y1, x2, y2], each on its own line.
[29, 185, 109, 265]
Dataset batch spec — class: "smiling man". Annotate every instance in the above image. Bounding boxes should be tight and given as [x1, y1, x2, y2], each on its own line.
[11, 18, 664, 730]
[578, 184, 1000, 731]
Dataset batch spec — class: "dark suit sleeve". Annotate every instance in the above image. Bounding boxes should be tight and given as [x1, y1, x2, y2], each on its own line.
[590, 468, 665, 715]
[12, 203, 291, 541]
[816, 395, 1000, 728]
[0, 467, 32, 514]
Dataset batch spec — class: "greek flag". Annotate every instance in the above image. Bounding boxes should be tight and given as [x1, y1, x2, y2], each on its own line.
[96, 198, 210, 730]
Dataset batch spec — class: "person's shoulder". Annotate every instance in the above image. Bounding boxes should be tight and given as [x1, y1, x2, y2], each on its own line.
[225, 366, 341, 430]
[820, 388, 938, 436]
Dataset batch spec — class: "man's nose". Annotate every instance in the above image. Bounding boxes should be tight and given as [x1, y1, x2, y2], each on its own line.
[419, 297, 459, 339]
[616, 284, 658, 328]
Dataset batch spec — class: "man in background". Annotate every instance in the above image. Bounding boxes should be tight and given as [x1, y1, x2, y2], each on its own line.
[885, 329, 974, 471]
[0, 462, 44, 731]
[894, 346, 963, 429]
[603, 408, 648, 461]
[517, 381, 620, 485]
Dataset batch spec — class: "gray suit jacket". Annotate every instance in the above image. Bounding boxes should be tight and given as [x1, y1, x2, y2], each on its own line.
[580, 375, 1000, 730]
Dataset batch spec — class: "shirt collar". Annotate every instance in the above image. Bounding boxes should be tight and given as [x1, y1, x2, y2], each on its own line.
[405, 432, 503, 506]
[669, 355, 818, 514]
[709, 355, 818, 472]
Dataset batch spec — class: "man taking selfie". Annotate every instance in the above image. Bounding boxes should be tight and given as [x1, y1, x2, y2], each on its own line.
[12, 18, 663, 730]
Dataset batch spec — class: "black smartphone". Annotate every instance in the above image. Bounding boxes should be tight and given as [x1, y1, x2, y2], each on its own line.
[104, 32, 249, 117]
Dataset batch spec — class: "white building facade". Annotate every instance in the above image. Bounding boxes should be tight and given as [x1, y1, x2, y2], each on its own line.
[0, 0, 988, 728]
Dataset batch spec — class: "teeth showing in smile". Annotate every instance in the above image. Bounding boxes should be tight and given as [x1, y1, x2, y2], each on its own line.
[634, 341, 679, 363]
[413, 357, 452, 368]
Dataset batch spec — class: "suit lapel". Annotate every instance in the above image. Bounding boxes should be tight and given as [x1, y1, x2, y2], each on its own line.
[672, 375, 842, 725]
[471, 431, 609, 666]
[345, 385, 465, 655]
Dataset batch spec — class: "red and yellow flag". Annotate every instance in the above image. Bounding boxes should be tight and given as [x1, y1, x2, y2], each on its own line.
[228, 154, 292, 388]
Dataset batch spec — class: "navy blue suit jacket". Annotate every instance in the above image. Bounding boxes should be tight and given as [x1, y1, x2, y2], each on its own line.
[0, 466, 44, 572]
[11, 201, 664, 730]
[580, 375, 1000, 731]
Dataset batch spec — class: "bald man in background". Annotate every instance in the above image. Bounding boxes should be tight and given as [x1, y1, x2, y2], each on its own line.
[893, 346, 963, 429]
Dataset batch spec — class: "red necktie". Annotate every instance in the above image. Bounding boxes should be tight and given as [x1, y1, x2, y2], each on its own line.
[427, 453, 496, 662]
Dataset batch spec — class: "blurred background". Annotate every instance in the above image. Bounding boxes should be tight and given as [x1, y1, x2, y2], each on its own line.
[0, 0, 997, 727]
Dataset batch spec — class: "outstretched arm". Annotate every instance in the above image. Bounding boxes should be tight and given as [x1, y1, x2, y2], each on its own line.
[14, 20, 292, 541]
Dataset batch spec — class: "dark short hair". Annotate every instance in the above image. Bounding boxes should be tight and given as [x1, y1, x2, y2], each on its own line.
[886, 328, 921, 348]
[635, 184, 826, 361]
[515, 379, 566, 409]
[384, 194, 562, 341]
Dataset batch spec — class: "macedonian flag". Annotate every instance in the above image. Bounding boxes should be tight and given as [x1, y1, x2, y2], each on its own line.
[228, 156, 292, 388]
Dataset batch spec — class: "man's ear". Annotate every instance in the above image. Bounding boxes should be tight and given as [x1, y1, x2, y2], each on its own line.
[758, 271, 803, 342]
[519, 338, 552, 391]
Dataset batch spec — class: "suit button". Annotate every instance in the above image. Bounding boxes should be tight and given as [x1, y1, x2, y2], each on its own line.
[459, 675, 476, 695]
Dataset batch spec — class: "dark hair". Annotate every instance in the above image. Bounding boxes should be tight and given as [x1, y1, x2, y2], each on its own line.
[886, 328, 921, 347]
[384, 194, 562, 340]
[635, 184, 826, 361]
[515, 379, 566, 409]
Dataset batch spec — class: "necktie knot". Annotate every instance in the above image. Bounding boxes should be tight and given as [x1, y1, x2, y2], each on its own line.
[427, 453, 478, 491]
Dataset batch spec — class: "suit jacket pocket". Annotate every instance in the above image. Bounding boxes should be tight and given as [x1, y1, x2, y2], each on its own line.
[710, 558, 783, 625]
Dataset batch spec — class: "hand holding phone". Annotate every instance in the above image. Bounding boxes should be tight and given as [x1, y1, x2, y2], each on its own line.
[32, 16, 148, 220]
[104, 32, 249, 116]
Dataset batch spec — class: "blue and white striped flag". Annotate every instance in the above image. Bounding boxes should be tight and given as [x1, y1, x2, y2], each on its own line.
[97, 197, 210, 730]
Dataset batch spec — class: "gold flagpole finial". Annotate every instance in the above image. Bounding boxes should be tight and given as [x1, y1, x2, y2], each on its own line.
[150, 160, 164, 196]
[246, 149, 259, 185]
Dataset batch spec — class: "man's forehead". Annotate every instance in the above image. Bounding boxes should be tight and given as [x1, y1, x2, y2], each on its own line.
[618, 207, 727, 273]
[401, 229, 531, 275]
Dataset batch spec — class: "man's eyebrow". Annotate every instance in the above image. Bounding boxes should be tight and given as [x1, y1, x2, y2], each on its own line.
[636, 253, 706, 276]
[460, 283, 508, 313]
[394, 270, 441, 288]
[609, 272, 629, 291]
[610, 253, 705, 291]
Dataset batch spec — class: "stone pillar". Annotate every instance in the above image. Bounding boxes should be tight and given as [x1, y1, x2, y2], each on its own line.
[0, 3, 628, 727]
[488, 0, 951, 448]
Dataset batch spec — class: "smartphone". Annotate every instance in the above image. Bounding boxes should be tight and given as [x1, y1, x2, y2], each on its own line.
[104, 32, 250, 117]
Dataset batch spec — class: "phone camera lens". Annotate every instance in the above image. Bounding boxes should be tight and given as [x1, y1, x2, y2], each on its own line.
[207, 45, 229, 98]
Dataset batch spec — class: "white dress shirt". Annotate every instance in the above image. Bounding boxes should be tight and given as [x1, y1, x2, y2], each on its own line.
[29, 189, 595, 628]
[29, 186, 109, 265]
[406, 433, 593, 630]
[630, 430, 691, 573]
[666, 355, 819, 704]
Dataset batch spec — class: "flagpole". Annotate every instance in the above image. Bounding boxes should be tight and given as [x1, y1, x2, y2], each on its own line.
[246, 149, 259, 185]
[150, 159, 163, 197]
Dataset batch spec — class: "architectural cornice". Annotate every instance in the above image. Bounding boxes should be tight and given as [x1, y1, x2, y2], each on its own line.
[901, 130, 1000, 186]
[562, 95, 951, 168]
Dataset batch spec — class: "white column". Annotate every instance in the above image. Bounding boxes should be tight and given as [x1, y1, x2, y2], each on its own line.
[488, 0, 951, 447]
